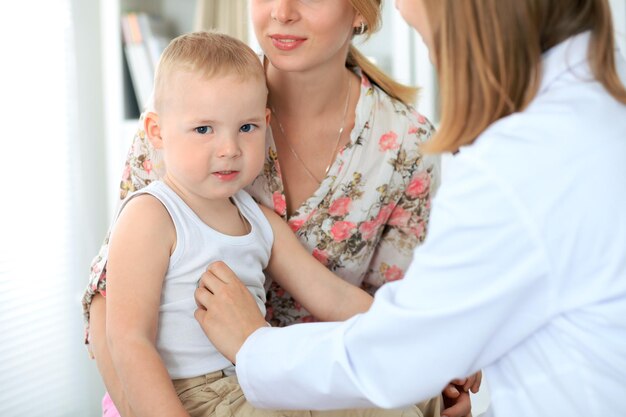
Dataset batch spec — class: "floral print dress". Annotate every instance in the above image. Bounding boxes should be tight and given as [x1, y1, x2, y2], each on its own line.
[82, 69, 440, 340]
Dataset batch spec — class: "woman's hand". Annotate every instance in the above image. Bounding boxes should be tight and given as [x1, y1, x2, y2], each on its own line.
[194, 261, 267, 363]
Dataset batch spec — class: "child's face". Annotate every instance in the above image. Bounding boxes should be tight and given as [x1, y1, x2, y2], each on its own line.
[157, 71, 269, 202]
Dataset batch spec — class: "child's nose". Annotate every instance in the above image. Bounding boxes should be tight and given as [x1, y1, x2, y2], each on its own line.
[217, 136, 241, 158]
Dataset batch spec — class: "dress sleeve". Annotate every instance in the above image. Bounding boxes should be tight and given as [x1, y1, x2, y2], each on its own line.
[362, 116, 441, 293]
[81, 114, 164, 345]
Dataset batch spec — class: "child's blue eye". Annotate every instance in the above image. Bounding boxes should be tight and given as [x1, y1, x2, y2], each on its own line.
[240, 124, 257, 133]
[195, 126, 213, 134]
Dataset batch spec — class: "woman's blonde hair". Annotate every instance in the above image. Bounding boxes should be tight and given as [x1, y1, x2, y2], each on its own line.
[154, 31, 265, 111]
[421, 0, 626, 154]
[347, 0, 418, 105]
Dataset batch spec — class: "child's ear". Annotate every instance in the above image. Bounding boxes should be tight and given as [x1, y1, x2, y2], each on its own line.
[265, 107, 271, 125]
[144, 111, 163, 149]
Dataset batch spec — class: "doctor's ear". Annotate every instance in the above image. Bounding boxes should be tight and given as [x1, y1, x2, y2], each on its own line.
[144, 111, 163, 149]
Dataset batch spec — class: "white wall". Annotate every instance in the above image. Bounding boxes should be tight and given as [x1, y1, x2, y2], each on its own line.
[610, 0, 626, 56]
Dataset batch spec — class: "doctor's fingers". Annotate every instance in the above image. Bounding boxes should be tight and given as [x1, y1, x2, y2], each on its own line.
[454, 371, 482, 393]
[468, 370, 482, 393]
[205, 261, 239, 284]
[441, 391, 471, 417]
[443, 383, 461, 399]
[450, 370, 482, 393]
[194, 283, 214, 310]
[197, 268, 229, 294]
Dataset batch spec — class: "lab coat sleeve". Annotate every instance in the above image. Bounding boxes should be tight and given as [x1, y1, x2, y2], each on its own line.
[236, 155, 553, 410]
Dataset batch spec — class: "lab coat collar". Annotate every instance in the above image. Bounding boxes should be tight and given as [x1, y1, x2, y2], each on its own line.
[539, 31, 592, 94]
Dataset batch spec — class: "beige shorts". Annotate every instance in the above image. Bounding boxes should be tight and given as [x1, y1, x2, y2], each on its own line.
[173, 371, 440, 417]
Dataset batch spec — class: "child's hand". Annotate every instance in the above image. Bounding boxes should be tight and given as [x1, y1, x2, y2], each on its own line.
[194, 261, 267, 363]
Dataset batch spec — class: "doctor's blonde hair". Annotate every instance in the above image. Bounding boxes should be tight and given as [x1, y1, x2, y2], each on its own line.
[421, 0, 626, 154]
[153, 31, 266, 111]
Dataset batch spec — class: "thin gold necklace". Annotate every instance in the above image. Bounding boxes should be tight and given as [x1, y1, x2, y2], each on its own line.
[271, 75, 352, 185]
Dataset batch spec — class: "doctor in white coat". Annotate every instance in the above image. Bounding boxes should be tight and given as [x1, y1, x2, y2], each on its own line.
[194, 0, 626, 416]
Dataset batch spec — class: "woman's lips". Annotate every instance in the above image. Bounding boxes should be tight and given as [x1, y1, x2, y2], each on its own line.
[270, 35, 306, 51]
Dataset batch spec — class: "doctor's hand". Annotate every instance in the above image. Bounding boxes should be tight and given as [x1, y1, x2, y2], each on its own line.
[441, 371, 482, 417]
[194, 261, 267, 364]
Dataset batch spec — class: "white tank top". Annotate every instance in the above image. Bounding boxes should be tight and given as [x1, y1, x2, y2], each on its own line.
[120, 181, 273, 378]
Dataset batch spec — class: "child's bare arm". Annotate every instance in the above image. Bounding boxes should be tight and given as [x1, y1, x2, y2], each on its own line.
[260, 206, 373, 321]
[106, 196, 189, 417]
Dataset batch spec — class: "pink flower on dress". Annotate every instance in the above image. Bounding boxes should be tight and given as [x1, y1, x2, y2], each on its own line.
[359, 220, 378, 240]
[411, 221, 426, 239]
[312, 248, 329, 266]
[265, 306, 274, 321]
[384, 265, 404, 282]
[388, 206, 411, 227]
[407, 172, 430, 198]
[122, 164, 131, 181]
[142, 159, 153, 175]
[408, 125, 420, 134]
[376, 203, 396, 223]
[328, 197, 352, 217]
[330, 221, 356, 242]
[379, 131, 399, 151]
[272, 191, 287, 216]
[288, 219, 305, 232]
[91, 264, 101, 276]
[412, 110, 427, 125]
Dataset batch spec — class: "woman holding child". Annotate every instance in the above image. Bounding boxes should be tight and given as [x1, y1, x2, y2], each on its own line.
[84, 0, 478, 416]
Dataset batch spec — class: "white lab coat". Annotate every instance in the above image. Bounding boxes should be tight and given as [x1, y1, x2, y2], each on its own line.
[235, 32, 626, 417]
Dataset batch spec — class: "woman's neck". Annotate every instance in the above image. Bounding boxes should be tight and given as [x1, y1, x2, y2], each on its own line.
[266, 63, 354, 119]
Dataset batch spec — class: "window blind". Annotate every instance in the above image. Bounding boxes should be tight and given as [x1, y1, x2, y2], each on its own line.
[0, 1, 102, 415]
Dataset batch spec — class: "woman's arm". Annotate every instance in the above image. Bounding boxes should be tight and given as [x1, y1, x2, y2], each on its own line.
[260, 205, 373, 321]
[106, 195, 189, 417]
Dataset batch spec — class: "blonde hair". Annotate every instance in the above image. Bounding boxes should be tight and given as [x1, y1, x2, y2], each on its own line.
[153, 31, 265, 111]
[347, 0, 418, 105]
[421, 0, 626, 154]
